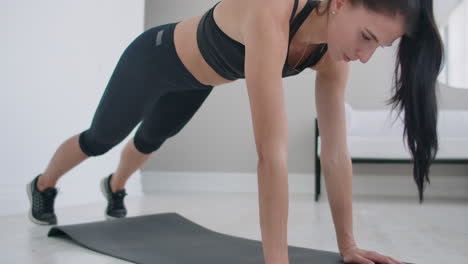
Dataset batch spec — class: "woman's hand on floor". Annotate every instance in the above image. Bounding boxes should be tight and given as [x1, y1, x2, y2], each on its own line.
[340, 245, 403, 264]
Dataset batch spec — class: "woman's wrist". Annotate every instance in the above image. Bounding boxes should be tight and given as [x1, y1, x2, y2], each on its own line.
[338, 240, 358, 256]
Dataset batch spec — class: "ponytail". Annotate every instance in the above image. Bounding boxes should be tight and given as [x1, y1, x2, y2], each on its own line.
[386, 0, 444, 203]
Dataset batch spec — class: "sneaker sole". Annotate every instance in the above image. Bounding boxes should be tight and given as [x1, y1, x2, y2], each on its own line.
[100, 177, 123, 221]
[26, 182, 56, 225]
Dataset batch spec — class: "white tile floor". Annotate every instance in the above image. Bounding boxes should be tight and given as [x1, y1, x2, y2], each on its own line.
[2, 192, 467, 264]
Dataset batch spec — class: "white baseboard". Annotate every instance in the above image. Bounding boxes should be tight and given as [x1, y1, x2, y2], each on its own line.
[141, 171, 468, 200]
[6, 171, 465, 217]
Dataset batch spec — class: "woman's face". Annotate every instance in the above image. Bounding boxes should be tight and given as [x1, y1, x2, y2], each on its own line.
[326, 0, 406, 63]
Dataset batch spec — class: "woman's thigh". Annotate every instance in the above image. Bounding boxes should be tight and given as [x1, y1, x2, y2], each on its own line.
[80, 22, 215, 155]
[80, 25, 173, 153]
[89, 22, 214, 142]
[134, 87, 213, 154]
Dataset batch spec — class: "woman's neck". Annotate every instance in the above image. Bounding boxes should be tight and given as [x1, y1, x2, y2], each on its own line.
[295, 0, 329, 45]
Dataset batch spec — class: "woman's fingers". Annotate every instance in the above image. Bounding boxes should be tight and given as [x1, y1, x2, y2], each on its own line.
[388, 256, 404, 264]
[342, 248, 404, 264]
[365, 251, 393, 264]
[365, 250, 402, 264]
[349, 253, 375, 264]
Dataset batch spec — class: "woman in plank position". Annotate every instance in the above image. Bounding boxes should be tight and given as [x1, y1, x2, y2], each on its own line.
[27, 0, 443, 263]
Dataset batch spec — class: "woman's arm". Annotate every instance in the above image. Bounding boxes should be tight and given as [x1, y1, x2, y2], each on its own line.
[243, 0, 292, 263]
[314, 59, 357, 254]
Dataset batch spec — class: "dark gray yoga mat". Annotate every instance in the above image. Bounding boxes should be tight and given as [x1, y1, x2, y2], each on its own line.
[48, 212, 413, 264]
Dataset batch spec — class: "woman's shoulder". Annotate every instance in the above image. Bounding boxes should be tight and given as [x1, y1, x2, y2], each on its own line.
[213, 0, 295, 46]
[242, 0, 297, 27]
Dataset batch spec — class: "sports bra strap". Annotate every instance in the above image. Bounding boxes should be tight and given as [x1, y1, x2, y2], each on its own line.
[289, 0, 299, 23]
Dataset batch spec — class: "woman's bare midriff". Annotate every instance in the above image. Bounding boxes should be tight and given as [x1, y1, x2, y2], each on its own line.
[172, 0, 324, 88]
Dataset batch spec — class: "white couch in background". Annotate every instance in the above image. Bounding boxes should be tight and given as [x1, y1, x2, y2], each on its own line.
[313, 103, 468, 201]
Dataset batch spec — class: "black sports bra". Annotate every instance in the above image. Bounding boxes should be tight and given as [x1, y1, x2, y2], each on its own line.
[196, 0, 328, 81]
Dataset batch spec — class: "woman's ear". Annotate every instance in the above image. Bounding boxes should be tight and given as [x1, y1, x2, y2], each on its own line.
[333, 0, 349, 13]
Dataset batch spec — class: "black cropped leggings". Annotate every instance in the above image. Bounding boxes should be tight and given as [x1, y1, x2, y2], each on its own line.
[79, 22, 214, 156]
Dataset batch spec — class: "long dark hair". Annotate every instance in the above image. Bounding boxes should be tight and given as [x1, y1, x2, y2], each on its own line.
[318, 0, 444, 203]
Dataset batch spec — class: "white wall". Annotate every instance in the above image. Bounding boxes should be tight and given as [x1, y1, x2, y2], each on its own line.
[2, 0, 145, 216]
[434, 0, 464, 26]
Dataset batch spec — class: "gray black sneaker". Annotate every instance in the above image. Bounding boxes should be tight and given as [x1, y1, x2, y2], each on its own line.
[26, 174, 58, 225]
[100, 174, 127, 220]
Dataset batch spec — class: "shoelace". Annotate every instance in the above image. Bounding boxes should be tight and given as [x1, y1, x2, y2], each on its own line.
[40, 188, 58, 213]
[111, 190, 127, 210]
